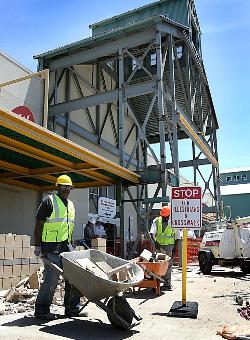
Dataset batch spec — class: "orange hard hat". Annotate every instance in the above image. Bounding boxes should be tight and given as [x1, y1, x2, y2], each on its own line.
[160, 206, 170, 217]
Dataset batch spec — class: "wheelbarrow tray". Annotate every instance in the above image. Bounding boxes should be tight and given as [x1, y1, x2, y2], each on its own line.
[139, 259, 169, 276]
[60, 249, 144, 302]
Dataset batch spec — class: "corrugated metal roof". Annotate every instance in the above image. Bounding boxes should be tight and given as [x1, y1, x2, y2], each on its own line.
[221, 184, 250, 196]
[221, 167, 250, 174]
[34, 15, 188, 60]
[90, 0, 188, 36]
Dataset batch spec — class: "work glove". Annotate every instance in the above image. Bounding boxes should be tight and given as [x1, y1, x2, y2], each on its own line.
[68, 243, 74, 252]
[154, 241, 161, 251]
[34, 246, 41, 257]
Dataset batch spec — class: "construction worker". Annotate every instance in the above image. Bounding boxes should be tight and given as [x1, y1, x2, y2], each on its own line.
[34, 174, 87, 320]
[150, 205, 180, 291]
[94, 217, 106, 238]
[83, 217, 97, 248]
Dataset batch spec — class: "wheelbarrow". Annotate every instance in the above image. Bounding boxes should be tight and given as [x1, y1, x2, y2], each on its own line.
[133, 256, 170, 296]
[44, 249, 144, 329]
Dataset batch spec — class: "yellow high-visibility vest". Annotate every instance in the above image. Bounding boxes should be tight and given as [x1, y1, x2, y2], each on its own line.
[42, 194, 75, 243]
[155, 216, 175, 245]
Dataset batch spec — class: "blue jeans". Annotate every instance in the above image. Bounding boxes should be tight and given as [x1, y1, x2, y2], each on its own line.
[35, 252, 80, 315]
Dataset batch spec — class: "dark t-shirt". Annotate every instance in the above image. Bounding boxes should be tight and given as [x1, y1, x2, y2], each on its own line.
[36, 194, 70, 254]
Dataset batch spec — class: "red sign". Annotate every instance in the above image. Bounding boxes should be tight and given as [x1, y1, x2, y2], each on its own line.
[172, 187, 202, 199]
[12, 106, 35, 122]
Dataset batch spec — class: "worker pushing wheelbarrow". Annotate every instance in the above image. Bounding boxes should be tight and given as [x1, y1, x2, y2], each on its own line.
[44, 249, 144, 329]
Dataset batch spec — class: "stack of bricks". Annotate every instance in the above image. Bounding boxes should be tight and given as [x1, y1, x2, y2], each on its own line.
[0, 233, 43, 290]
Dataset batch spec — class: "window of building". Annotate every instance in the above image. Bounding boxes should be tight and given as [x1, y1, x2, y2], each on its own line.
[226, 176, 232, 182]
[150, 53, 157, 66]
[233, 175, 240, 181]
[241, 174, 248, 181]
[89, 186, 116, 214]
[176, 45, 183, 59]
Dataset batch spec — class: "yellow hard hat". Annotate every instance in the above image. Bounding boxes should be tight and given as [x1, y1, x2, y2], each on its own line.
[56, 174, 73, 186]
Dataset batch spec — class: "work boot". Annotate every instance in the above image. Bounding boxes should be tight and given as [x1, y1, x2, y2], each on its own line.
[65, 307, 88, 317]
[162, 284, 173, 291]
[34, 312, 59, 321]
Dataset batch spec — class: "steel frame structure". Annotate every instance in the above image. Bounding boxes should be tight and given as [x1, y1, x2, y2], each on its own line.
[35, 3, 221, 258]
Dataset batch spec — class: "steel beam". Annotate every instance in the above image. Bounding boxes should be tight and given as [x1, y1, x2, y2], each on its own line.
[49, 29, 155, 71]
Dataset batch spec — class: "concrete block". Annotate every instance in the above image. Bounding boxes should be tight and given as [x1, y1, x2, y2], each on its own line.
[0, 278, 2, 290]
[14, 247, 22, 259]
[0, 260, 4, 265]
[0, 265, 3, 279]
[4, 247, 14, 259]
[12, 265, 21, 277]
[5, 234, 14, 247]
[21, 258, 29, 265]
[2, 278, 11, 290]
[30, 246, 35, 256]
[14, 235, 23, 247]
[0, 235, 5, 247]
[29, 257, 38, 264]
[22, 247, 30, 259]
[21, 265, 29, 276]
[29, 264, 37, 275]
[0, 248, 4, 260]
[11, 277, 20, 287]
[13, 259, 22, 265]
[22, 235, 31, 247]
[3, 259, 13, 266]
[3, 265, 13, 278]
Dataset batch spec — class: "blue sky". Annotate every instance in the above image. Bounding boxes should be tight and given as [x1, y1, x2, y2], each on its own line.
[1, 0, 250, 176]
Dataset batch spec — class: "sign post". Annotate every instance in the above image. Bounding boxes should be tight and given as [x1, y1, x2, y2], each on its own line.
[168, 186, 202, 319]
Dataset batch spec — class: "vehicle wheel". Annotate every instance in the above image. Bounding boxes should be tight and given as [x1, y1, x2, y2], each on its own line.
[240, 261, 250, 274]
[198, 252, 212, 274]
[107, 296, 134, 330]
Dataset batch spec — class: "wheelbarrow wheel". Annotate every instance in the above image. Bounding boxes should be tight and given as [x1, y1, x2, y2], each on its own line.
[107, 296, 133, 330]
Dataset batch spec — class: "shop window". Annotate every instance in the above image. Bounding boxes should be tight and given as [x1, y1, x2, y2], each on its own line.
[226, 176, 232, 182]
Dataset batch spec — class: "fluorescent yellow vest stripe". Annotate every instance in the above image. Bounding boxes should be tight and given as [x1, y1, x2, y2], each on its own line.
[42, 194, 75, 243]
[155, 216, 175, 245]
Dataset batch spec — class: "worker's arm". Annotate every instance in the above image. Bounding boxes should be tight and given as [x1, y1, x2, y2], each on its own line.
[34, 220, 45, 246]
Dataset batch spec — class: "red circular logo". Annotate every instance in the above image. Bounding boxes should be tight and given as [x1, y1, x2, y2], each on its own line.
[12, 106, 35, 122]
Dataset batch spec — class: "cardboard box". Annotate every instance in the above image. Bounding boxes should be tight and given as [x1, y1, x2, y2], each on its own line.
[22, 235, 31, 247]
[5, 234, 14, 247]
[12, 265, 21, 277]
[14, 235, 23, 247]
[3, 265, 13, 278]
[0, 248, 4, 260]
[0, 235, 5, 247]
[14, 247, 22, 259]
[4, 247, 14, 259]
[92, 238, 106, 252]
[22, 247, 30, 259]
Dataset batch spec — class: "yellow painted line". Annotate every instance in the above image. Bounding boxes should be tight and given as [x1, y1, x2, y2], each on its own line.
[179, 114, 218, 168]
[0, 109, 140, 183]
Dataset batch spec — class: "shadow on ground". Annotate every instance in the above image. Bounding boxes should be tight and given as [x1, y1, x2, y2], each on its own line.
[1, 316, 139, 340]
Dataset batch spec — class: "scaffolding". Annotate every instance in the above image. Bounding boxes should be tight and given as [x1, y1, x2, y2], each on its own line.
[34, 0, 221, 257]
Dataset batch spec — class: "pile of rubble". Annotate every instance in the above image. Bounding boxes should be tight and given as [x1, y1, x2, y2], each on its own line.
[0, 267, 68, 316]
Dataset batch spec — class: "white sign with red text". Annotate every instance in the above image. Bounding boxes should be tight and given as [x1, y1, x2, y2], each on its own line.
[171, 187, 202, 229]
[98, 197, 116, 218]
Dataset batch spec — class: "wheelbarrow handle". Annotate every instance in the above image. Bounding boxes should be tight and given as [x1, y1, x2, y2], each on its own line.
[42, 256, 64, 275]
